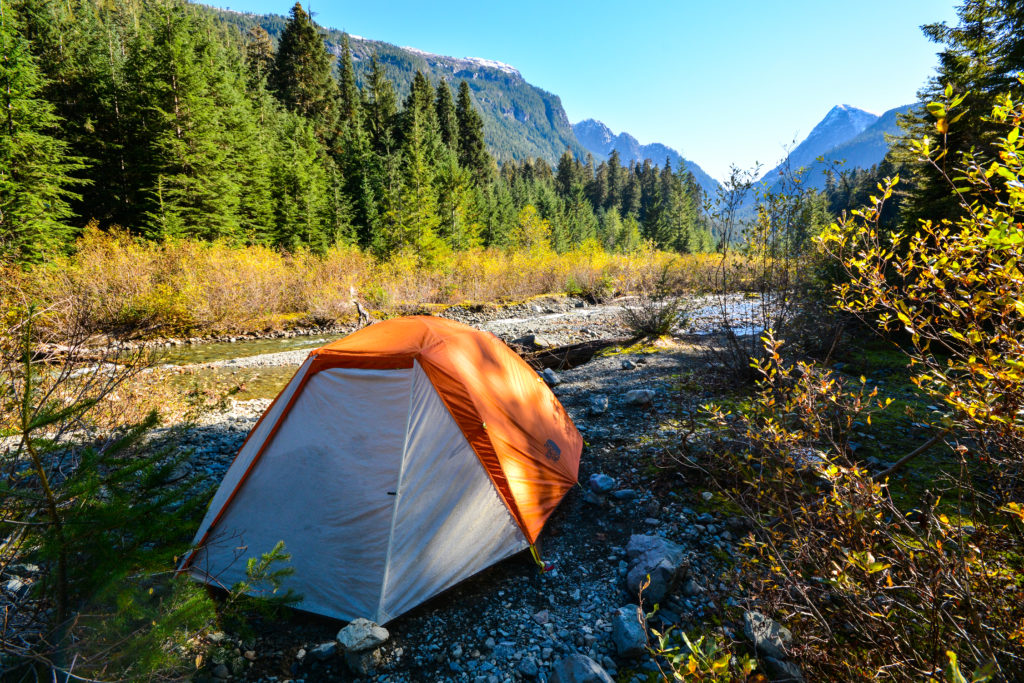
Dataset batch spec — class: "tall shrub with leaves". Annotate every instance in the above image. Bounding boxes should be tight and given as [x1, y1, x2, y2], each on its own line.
[820, 84, 1024, 501]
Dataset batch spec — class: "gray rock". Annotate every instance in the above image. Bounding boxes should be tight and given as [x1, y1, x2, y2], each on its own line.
[624, 534, 687, 603]
[623, 389, 655, 406]
[590, 395, 609, 415]
[345, 648, 382, 676]
[743, 611, 793, 661]
[682, 578, 704, 596]
[518, 657, 540, 678]
[3, 577, 29, 598]
[337, 618, 389, 652]
[611, 489, 637, 501]
[513, 333, 556, 349]
[763, 656, 806, 682]
[308, 641, 337, 660]
[621, 359, 637, 370]
[611, 605, 647, 657]
[582, 489, 605, 505]
[588, 473, 616, 494]
[212, 663, 229, 679]
[549, 653, 615, 683]
[543, 368, 562, 386]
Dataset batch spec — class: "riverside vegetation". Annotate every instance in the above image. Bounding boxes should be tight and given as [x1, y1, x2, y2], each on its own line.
[2, 0, 1024, 680]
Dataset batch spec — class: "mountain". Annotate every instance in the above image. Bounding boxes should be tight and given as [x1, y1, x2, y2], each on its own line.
[207, 8, 587, 164]
[758, 104, 913, 192]
[818, 104, 916, 173]
[572, 119, 721, 198]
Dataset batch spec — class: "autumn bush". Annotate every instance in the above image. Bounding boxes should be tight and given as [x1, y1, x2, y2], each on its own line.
[680, 89, 1024, 681]
[4, 228, 744, 340]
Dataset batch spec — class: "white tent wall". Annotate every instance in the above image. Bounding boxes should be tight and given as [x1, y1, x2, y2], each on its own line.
[189, 366, 413, 621]
[188, 360, 528, 624]
[190, 356, 315, 547]
[378, 364, 527, 622]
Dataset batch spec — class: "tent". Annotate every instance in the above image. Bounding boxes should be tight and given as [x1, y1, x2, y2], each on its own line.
[181, 316, 582, 623]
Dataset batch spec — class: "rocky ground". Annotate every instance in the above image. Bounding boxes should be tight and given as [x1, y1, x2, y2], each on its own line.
[160, 295, 802, 683]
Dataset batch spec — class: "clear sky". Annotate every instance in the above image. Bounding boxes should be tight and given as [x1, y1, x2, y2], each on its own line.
[219, 0, 961, 181]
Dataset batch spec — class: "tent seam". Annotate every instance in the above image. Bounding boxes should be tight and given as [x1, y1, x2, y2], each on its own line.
[376, 361, 418, 623]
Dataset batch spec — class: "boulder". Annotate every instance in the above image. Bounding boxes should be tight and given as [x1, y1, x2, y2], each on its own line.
[337, 618, 389, 652]
[308, 641, 337, 661]
[344, 648, 382, 676]
[610, 605, 647, 657]
[549, 654, 615, 683]
[513, 333, 556, 350]
[624, 389, 655, 406]
[624, 534, 687, 603]
[588, 473, 616, 494]
[743, 611, 793, 661]
[762, 656, 806, 683]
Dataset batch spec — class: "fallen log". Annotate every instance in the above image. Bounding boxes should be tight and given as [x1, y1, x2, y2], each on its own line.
[514, 337, 637, 371]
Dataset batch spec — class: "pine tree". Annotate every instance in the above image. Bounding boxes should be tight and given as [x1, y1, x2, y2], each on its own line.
[0, 0, 85, 262]
[390, 106, 445, 260]
[897, 0, 1024, 226]
[337, 33, 361, 130]
[435, 80, 458, 151]
[455, 80, 491, 185]
[269, 2, 336, 136]
[244, 26, 275, 90]
[435, 151, 476, 250]
[363, 55, 397, 155]
[130, 3, 246, 240]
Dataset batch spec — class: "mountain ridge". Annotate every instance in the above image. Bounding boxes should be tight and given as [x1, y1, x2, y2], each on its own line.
[572, 118, 722, 198]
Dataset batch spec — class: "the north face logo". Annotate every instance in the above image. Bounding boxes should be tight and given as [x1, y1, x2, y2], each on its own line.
[544, 439, 561, 462]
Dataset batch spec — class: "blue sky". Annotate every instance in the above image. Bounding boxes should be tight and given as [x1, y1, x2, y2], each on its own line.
[221, 0, 960, 181]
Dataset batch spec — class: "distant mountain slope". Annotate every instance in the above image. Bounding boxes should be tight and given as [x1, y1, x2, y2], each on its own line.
[758, 104, 913, 192]
[206, 7, 587, 164]
[759, 105, 877, 182]
[819, 104, 916, 172]
[572, 119, 721, 198]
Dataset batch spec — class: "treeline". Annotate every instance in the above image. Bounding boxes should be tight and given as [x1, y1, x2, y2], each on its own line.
[0, 0, 712, 264]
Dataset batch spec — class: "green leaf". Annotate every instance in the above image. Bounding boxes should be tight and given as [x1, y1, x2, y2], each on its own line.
[926, 102, 947, 118]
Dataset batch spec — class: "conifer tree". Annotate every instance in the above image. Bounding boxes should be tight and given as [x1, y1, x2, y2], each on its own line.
[337, 33, 361, 130]
[364, 55, 397, 155]
[270, 2, 336, 135]
[244, 26, 275, 90]
[435, 80, 458, 151]
[435, 152, 476, 250]
[130, 3, 246, 240]
[0, 0, 85, 262]
[897, 0, 1024, 226]
[455, 80, 490, 184]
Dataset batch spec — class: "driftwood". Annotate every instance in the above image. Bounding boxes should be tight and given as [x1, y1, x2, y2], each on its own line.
[513, 337, 637, 371]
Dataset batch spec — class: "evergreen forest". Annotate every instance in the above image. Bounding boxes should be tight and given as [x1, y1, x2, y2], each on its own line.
[0, 0, 713, 265]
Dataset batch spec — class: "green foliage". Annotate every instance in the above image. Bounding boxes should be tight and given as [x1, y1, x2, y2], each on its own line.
[649, 626, 756, 681]
[0, 305, 217, 677]
[0, 0, 85, 263]
[269, 2, 336, 133]
[0, 0, 714, 264]
[821, 85, 1024, 503]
